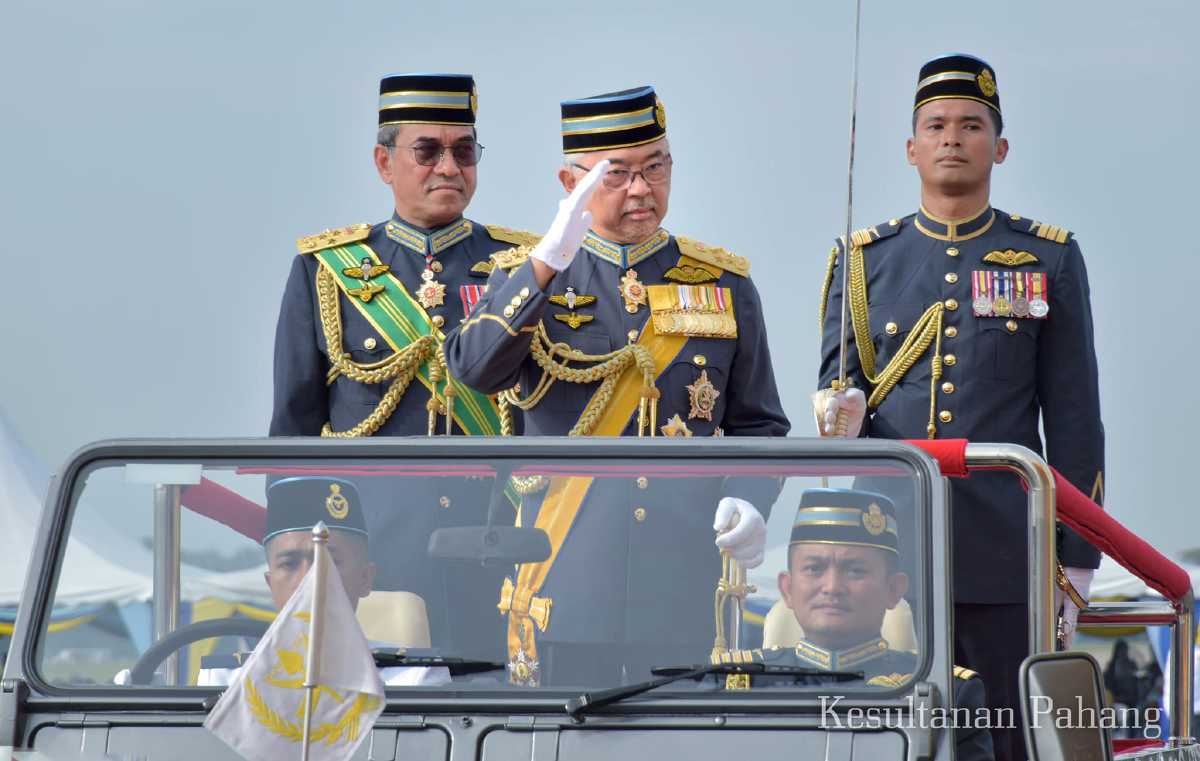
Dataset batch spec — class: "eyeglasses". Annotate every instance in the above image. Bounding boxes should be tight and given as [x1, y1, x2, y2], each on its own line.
[394, 141, 485, 167]
[570, 155, 672, 190]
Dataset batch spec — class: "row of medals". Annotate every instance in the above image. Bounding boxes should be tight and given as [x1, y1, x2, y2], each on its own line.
[973, 292, 1048, 318]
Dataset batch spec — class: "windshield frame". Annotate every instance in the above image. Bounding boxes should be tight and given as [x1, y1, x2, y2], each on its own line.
[15, 436, 945, 713]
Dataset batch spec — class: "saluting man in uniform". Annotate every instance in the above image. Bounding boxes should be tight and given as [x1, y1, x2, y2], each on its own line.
[269, 73, 537, 653]
[717, 488, 994, 761]
[815, 55, 1104, 760]
[443, 86, 790, 685]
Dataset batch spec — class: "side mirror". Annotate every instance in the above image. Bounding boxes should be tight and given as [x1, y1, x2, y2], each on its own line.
[428, 526, 551, 565]
[1020, 651, 1114, 761]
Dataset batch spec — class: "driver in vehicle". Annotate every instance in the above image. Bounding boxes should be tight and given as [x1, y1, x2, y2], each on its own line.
[717, 488, 994, 761]
[196, 477, 448, 687]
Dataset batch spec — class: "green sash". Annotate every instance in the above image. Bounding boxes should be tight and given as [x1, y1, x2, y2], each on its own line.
[313, 243, 504, 436]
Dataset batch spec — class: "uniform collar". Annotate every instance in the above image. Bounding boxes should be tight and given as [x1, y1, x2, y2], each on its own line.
[792, 637, 889, 671]
[914, 204, 995, 242]
[581, 228, 670, 269]
[385, 214, 474, 256]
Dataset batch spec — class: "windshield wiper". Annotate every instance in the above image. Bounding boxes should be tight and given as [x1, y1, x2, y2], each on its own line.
[371, 648, 505, 676]
[565, 662, 864, 718]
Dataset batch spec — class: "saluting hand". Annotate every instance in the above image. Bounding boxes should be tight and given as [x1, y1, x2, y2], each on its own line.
[530, 160, 610, 284]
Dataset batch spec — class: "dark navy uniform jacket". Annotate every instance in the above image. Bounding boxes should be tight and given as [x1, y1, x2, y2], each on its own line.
[818, 207, 1104, 603]
[444, 230, 790, 645]
[721, 642, 994, 761]
[269, 213, 533, 655]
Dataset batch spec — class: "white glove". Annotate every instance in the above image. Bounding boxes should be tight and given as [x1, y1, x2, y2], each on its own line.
[529, 159, 610, 272]
[814, 387, 866, 437]
[713, 497, 766, 569]
[1056, 566, 1095, 648]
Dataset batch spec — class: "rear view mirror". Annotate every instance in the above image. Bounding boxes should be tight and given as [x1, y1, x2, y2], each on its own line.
[428, 526, 551, 565]
[1020, 651, 1114, 761]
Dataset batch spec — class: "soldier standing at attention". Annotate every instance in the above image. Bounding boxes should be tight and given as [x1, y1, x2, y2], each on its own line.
[269, 73, 537, 653]
[443, 86, 790, 685]
[815, 54, 1104, 760]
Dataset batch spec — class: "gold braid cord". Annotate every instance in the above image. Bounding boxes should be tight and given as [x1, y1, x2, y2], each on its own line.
[842, 246, 947, 438]
[499, 322, 658, 436]
[315, 268, 440, 438]
[817, 245, 839, 329]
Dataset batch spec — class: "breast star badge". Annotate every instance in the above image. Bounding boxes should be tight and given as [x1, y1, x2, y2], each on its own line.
[660, 413, 693, 437]
[685, 370, 720, 421]
[620, 270, 647, 314]
[416, 268, 446, 309]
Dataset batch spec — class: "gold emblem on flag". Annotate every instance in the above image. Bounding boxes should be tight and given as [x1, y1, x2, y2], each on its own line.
[862, 503, 886, 536]
[326, 484, 349, 519]
[686, 370, 720, 421]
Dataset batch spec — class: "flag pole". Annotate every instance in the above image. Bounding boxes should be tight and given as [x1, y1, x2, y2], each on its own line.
[301, 521, 330, 761]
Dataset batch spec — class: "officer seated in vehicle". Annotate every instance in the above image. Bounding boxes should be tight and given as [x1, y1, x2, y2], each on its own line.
[197, 476, 448, 687]
[717, 488, 994, 761]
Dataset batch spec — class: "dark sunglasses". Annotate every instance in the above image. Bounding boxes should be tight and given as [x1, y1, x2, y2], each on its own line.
[400, 141, 485, 167]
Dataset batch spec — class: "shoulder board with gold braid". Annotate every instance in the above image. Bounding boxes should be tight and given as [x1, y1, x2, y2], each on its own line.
[953, 665, 978, 681]
[485, 224, 542, 248]
[837, 217, 904, 252]
[675, 236, 749, 278]
[490, 245, 532, 273]
[295, 223, 372, 254]
[1005, 213, 1073, 245]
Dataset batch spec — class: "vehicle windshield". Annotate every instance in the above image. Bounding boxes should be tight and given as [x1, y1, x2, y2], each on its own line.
[34, 446, 933, 699]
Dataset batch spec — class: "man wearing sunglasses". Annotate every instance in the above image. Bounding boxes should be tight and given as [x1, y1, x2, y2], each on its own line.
[269, 73, 537, 656]
[444, 86, 789, 685]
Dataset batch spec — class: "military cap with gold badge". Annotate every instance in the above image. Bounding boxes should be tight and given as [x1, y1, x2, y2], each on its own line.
[560, 85, 667, 154]
[262, 477, 369, 546]
[377, 72, 477, 126]
[790, 488, 899, 554]
[913, 52, 1001, 129]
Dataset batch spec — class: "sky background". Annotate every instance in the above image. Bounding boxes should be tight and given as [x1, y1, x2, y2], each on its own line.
[2, 0, 1197, 555]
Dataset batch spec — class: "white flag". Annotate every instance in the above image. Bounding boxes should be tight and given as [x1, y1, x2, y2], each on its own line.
[204, 543, 385, 761]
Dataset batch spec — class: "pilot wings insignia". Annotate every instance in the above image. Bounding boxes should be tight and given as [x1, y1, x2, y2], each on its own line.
[553, 312, 595, 330]
[342, 259, 391, 281]
[548, 287, 597, 310]
[345, 283, 385, 303]
[982, 249, 1039, 267]
[663, 264, 720, 284]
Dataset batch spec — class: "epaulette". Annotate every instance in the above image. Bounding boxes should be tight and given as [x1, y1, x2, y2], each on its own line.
[866, 672, 914, 688]
[953, 665, 978, 681]
[1005, 213, 1073, 245]
[296, 223, 372, 254]
[838, 218, 904, 251]
[485, 224, 542, 248]
[490, 245, 532, 272]
[676, 236, 749, 277]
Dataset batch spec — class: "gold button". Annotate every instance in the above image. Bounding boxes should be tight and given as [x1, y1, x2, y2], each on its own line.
[636, 477, 649, 490]
[939, 410, 953, 423]
[944, 326, 958, 338]
[363, 337, 377, 350]
[885, 322, 898, 335]
[510, 296, 522, 307]
[503, 305, 515, 318]
[944, 353, 957, 366]
[633, 507, 647, 522]
[889, 218, 899, 226]
[942, 382, 955, 394]
[944, 298, 958, 311]
[946, 247, 959, 257]
[945, 272, 959, 284]
[439, 496, 451, 509]
[432, 315, 445, 329]
[1010, 213, 1022, 221]
[1006, 320, 1018, 332]
[430, 261, 443, 274]
[693, 354, 707, 366]
[627, 330, 639, 342]
[519, 287, 531, 299]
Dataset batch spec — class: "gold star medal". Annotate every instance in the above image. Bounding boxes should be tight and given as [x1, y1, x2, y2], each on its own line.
[417, 268, 446, 309]
[620, 270, 647, 314]
[660, 413, 693, 437]
[685, 370, 720, 421]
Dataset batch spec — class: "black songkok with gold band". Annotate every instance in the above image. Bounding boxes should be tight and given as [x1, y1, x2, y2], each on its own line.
[560, 86, 667, 154]
[378, 72, 477, 127]
[790, 488, 899, 555]
[263, 476, 369, 546]
[913, 53, 1000, 119]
